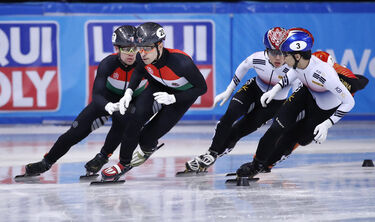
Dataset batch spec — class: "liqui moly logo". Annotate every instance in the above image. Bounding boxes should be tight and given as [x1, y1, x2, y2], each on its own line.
[0, 22, 60, 112]
[86, 20, 214, 108]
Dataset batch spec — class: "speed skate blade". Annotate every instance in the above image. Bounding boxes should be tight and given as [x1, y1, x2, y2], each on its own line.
[225, 177, 259, 185]
[14, 174, 41, 183]
[175, 170, 207, 177]
[79, 174, 99, 181]
[90, 180, 125, 186]
[226, 172, 236, 177]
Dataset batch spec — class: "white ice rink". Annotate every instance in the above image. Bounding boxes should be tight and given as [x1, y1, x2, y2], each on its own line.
[0, 121, 375, 222]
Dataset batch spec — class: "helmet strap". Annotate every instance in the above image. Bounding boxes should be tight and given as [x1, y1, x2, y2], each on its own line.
[292, 54, 299, 69]
[152, 41, 162, 64]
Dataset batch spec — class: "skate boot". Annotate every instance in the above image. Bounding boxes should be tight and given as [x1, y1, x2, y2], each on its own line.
[236, 158, 265, 178]
[176, 152, 217, 176]
[80, 153, 109, 180]
[185, 158, 200, 172]
[131, 143, 164, 167]
[101, 162, 132, 182]
[176, 158, 204, 176]
[196, 152, 217, 171]
[25, 158, 53, 176]
[85, 153, 109, 174]
[14, 156, 53, 182]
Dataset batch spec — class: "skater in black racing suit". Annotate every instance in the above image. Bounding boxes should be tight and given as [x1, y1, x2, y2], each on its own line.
[22, 25, 151, 177]
[101, 22, 207, 181]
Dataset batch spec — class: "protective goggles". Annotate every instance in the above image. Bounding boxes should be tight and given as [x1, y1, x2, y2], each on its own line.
[119, 46, 138, 53]
[137, 46, 156, 53]
[267, 49, 284, 57]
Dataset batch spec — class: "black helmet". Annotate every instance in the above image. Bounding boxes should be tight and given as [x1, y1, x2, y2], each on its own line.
[112, 25, 136, 47]
[136, 22, 166, 47]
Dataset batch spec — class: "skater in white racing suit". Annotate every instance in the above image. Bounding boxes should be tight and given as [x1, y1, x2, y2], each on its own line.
[236, 28, 355, 178]
[263, 50, 368, 171]
[183, 27, 301, 173]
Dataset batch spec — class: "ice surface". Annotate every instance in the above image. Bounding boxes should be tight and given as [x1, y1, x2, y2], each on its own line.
[0, 122, 375, 222]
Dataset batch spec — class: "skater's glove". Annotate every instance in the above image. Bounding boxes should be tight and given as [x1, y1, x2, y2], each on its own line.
[214, 83, 235, 107]
[153, 92, 176, 105]
[313, 119, 333, 144]
[214, 89, 233, 107]
[260, 83, 282, 107]
[119, 88, 133, 115]
[104, 102, 119, 115]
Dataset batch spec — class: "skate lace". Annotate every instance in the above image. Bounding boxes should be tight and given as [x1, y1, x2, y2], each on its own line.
[198, 154, 216, 167]
[104, 163, 124, 175]
[187, 159, 200, 171]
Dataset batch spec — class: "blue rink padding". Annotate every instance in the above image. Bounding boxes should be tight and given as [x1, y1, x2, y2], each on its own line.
[0, 2, 374, 123]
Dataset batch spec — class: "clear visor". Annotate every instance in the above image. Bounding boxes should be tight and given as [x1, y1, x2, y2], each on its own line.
[268, 49, 283, 57]
[137, 46, 155, 52]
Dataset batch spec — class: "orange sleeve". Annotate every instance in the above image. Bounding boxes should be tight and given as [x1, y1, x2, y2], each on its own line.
[333, 63, 357, 79]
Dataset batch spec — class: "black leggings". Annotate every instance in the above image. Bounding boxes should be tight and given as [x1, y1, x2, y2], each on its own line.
[119, 86, 197, 164]
[44, 102, 127, 163]
[256, 86, 337, 163]
[209, 78, 284, 155]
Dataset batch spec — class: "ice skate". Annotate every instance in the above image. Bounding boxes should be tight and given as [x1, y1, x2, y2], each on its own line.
[176, 153, 216, 177]
[225, 159, 264, 186]
[90, 163, 132, 185]
[14, 158, 52, 182]
[80, 153, 109, 180]
[196, 153, 217, 169]
[130, 143, 164, 167]
[236, 159, 265, 178]
[176, 158, 202, 176]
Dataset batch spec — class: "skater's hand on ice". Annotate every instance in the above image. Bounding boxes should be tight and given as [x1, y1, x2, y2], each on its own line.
[260, 84, 282, 107]
[214, 89, 233, 107]
[313, 119, 333, 143]
[119, 88, 133, 115]
[153, 92, 176, 105]
[104, 102, 119, 115]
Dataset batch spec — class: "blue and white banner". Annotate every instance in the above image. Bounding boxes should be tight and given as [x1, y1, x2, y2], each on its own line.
[85, 20, 215, 109]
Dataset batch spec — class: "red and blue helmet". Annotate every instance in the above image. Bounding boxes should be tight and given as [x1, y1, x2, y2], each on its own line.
[263, 27, 289, 50]
[281, 28, 314, 52]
